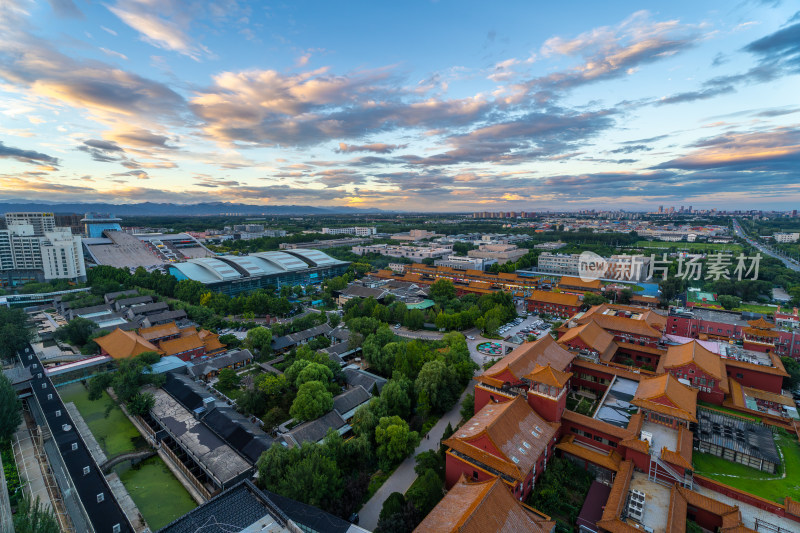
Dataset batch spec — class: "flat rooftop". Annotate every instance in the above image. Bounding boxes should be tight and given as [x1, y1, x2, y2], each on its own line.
[149, 388, 251, 484]
[641, 420, 678, 458]
[628, 472, 671, 533]
[594, 376, 639, 428]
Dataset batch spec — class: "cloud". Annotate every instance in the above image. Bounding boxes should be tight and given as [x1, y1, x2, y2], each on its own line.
[610, 144, 652, 154]
[47, 0, 82, 18]
[653, 127, 800, 171]
[0, 141, 60, 165]
[190, 67, 490, 146]
[108, 0, 206, 60]
[311, 169, 366, 188]
[105, 127, 176, 149]
[335, 142, 405, 154]
[100, 48, 128, 61]
[406, 108, 616, 166]
[507, 11, 701, 103]
[744, 18, 800, 71]
[77, 139, 125, 162]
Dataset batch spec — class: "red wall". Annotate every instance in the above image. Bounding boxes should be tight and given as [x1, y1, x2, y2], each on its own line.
[527, 390, 566, 423]
[665, 363, 726, 405]
[474, 385, 514, 412]
[726, 364, 784, 394]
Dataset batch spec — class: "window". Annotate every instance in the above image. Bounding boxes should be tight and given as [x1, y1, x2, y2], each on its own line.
[83, 466, 90, 475]
[113, 524, 121, 533]
[41, 383, 46, 389]
[55, 410, 61, 417]
[71, 443, 78, 451]
[736, 373, 744, 379]
[47, 394, 52, 400]
[96, 493, 104, 503]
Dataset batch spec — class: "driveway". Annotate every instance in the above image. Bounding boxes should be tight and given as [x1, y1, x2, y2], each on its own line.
[464, 315, 550, 367]
[357, 380, 476, 531]
[393, 327, 444, 341]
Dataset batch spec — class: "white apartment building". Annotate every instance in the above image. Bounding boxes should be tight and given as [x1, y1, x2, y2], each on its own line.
[322, 226, 377, 236]
[774, 232, 800, 243]
[351, 244, 450, 260]
[0, 213, 86, 283]
[434, 255, 497, 271]
[467, 243, 529, 265]
[537, 252, 581, 276]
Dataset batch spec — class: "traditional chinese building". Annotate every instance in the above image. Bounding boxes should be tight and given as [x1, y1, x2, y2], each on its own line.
[526, 290, 581, 318]
[657, 341, 729, 404]
[631, 374, 698, 429]
[414, 474, 556, 533]
[443, 396, 559, 501]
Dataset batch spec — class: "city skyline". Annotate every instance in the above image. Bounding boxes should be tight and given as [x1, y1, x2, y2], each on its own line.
[0, 1, 799, 211]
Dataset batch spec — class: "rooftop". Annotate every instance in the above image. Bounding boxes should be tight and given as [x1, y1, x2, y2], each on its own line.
[594, 376, 640, 428]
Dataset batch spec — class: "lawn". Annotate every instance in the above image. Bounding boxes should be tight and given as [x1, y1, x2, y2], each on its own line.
[698, 403, 762, 423]
[633, 240, 743, 252]
[692, 431, 800, 504]
[59, 382, 143, 457]
[735, 303, 779, 314]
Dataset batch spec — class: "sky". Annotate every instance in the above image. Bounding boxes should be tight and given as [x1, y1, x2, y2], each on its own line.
[0, 0, 799, 212]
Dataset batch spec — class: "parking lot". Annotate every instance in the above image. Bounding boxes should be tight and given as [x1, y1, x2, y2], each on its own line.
[464, 315, 552, 367]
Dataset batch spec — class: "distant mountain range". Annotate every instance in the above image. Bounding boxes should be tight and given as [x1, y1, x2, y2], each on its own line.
[0, 201, 388, 216]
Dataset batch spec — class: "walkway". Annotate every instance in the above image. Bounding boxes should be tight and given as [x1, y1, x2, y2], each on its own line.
[733, 218, 800, 272]
[357, 380, 475, 531]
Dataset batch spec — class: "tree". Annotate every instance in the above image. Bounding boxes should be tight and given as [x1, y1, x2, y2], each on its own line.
[245, 327, 273, 356]
[257, 442, 344, 514]
[405, 309, 425, 330]
[217, 368, 241, 390]
[460, 393, 475, 421]
[618, 289, 633, 304]
[415, 360, 459, 416]
[430, 279, 455, 304]
[379, 492, 407, 523]
[782, 356, 800, 391]
[295, 362, 334, 388]
[718, 295, 741, 310]
[0, 307, 32, 360]
[218, 333, 242, 349]
[375, 500, 420, 533]
[375, 416, 419, 470]
[406, 468, 443, 517]
[0, 373, 22, 443]
[13, 496, 60, 533]
[414, 450, 444, 478]
[381, 375, 413, 419]
[290, 381, 333, 421]
[582, 293, 607, 307]
[54, 317, 97, 346]
[127, 391, 155, 416]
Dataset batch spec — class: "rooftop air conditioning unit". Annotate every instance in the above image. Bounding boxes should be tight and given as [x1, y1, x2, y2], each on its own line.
[640, 431, 653, 446]
[628, 489, 646, 522]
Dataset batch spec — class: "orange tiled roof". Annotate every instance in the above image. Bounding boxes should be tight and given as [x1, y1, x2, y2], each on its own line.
[727, 378, 746, 408]
[527, 290, 581, 307]
[582, 314, 664, 338]
[724, 353, 789, 377]
[138, 321, 180, 341]
[413, 474, 553, 533]
[661, 447, 692, 470]
[559, 320, 615, 354]
[747, 317, 774, 330]
[159, 333, 205, 357]
[619, 437, 649, 454]
[571, 359, 644, 383]
[558, 276, 602, 290]
[477, 335, 574, 388]
[742, 385, 795, 407]
[659, 341, 728, 387]
[743, 327, 780, 338]
[444, 396, 558, 482]
[556, 435, 622, 471]
[525, 364, 572, 388]
[200, 331, 226, 353]
[675, 486, 740, 523]
[600, 460, 633, 521]
[95, 328, 162, 359]
[632, 374, 698, 423]
[561, 409, 633, 440]
[784, 497, 800, 518]
[615, 342, 666, 356]
[580, 303, 666, 330]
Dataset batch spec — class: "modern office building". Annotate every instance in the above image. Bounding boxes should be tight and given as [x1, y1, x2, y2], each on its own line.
[81, 212, 123, 238]
[0, 212, 86, 286]
[321, 226, 376, 236]
[168, 249, 349, 296]
[537, 252, 582, 276]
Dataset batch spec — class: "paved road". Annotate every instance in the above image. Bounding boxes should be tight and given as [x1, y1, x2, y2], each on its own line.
[357, 380, 476, 531]
[734, 218, 800, 272]
[465, 315, 550, 367]
[393, 326, 444, 341]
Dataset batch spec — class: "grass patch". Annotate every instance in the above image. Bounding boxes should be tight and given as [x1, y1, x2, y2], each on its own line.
[735, 303, 779, 314]
[698, 402, 762, 422]
[364, 466, 398, 502]
[693, 432, 800, 504]
[59, 382, 143, 457]
[633, 240, 743, 252]
[115, 456, 196, 530]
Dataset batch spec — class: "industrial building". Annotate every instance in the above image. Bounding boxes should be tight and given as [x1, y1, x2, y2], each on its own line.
[168, 249, 349, 296]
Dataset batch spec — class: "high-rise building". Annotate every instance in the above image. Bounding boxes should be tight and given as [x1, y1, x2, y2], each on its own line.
[0, 212, 86, 286]
[81, 213, 123, 238]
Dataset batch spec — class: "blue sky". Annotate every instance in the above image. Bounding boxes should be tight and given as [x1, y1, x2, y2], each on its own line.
[0, 0, 798, 211]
